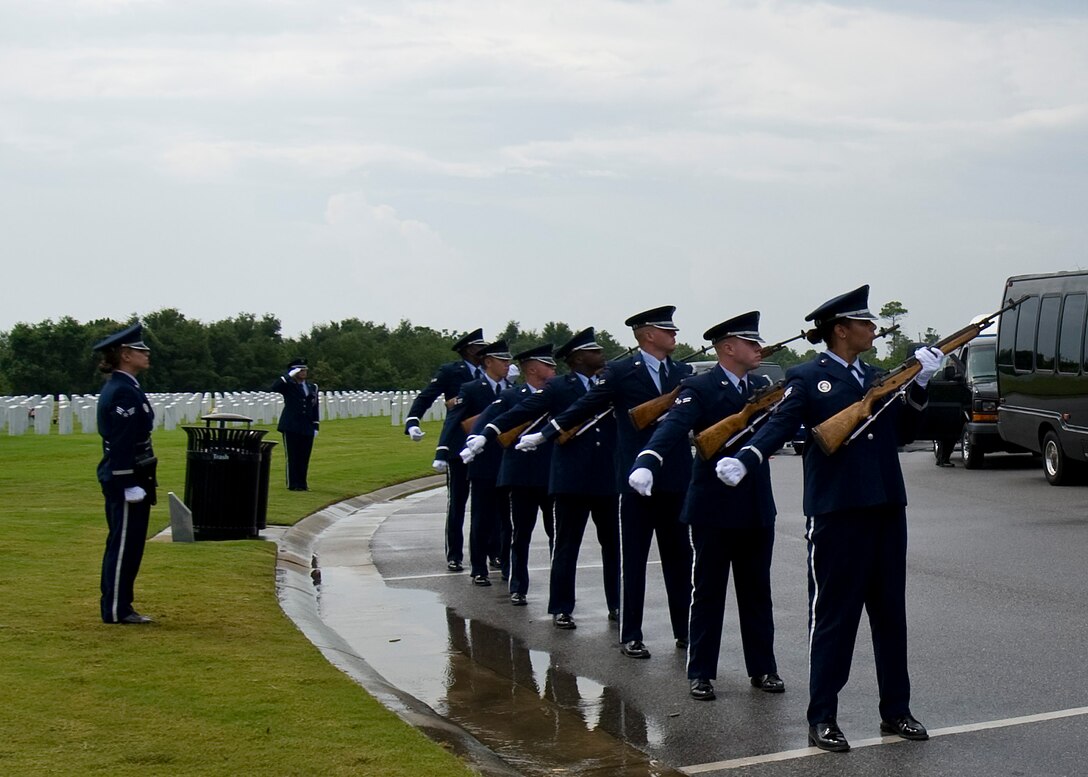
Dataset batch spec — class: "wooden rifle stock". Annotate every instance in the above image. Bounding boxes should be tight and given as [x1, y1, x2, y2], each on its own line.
[557, 408, 614, 445]
[460, 413, 481, 434]
[628, 332, 808, 433]
[497, 420, 532, 448]
[693, 382, 785, 460]
[810, 297, 1027, 456]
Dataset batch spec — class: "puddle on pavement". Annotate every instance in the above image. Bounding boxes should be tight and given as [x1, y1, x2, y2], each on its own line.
[439, 611, 681, 776]
[317, 566, 681, 776]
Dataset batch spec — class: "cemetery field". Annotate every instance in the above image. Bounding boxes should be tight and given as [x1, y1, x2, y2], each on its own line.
[0, 416, 473, 776]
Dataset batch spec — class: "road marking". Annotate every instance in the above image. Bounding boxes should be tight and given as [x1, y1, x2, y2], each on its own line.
[680, 706, 1088, 773]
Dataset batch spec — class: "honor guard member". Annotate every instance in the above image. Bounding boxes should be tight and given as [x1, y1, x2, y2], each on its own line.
[467, 328, 621, 629]
[93, 323, 157, 624]
[462, 343, 557, 605]
[519, 306, 693, 658]
[716, 285, 942, 752]
[629, 312, 783, 701]
[272, 357, 320, 491]
[407, 328, 487, 572]
[436, 340, 513, 585]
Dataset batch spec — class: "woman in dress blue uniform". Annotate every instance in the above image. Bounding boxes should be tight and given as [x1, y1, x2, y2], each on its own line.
[717, 286, 942, 752]
[94, 322, 157, 625]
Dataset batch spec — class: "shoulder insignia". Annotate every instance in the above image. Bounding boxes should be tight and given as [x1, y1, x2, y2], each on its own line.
[675, 396, 692, 405]
[784, 386, 794, 398]
[817, 380, 832, 394]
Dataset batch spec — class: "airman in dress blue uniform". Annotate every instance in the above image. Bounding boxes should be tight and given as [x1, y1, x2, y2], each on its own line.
[520, 307, 693, 658]
[469, 328, 621, 629]
[629, 311, 783, 701]
[94, 322, 157, 625]
[436, 340, 514, 585]
[462, 343, 558, 605]
[716, 285, 943, 752]
[271, 357, 320, 491]
[406, 328, 488, 572]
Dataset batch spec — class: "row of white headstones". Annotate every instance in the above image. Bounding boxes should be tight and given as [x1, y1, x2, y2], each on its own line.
[0, 391, 446, 435]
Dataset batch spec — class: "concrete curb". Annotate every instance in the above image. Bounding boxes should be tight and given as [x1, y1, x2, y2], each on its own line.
[274, 476, 520, 777]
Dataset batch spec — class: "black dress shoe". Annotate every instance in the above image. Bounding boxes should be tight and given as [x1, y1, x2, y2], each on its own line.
[119, 612, 153, 624]
[620, 640, 651, 659]
[553, 613, 576, 630]
[510, 593, 527, 606]
[750, 673, 785, 693]
[809, 721, 850, 752]
[675, 638, 688, 649]
[489, 557, 502, 570]
[936, 460, 955, 468]
[689, 679, 715, 701]
[880, 715, 929, 741]
[447, 561, 463, 572]
[471, 575, 491, 587]
[608, 608, 620, 622]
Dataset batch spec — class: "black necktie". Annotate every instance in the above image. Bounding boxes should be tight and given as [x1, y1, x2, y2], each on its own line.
[851, 365, 865, 385]
[495, 381, 503, 397]
[738, 379, 748, 398]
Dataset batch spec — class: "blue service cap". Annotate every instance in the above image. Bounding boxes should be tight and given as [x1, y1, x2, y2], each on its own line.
[555, 327, 603, 360]
[287, 357, 308, 371]
[624, 305, 678, 331]
[479, 339, 513, 360]
[512, 343, 556, 366]
[92, 322, 150, 352]
[452, 328, 487, 352]
[806, 285, 878, 328]
[703, 311, 764, 344]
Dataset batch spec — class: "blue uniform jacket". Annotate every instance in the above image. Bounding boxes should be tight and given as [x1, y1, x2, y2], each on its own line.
[97, 371, 155, 490]
[272, 374, 320, 435]
[472, 384, 553, 490]
[542, 354, 693, 494]
[482, 373, 617, 497]
[436, 377, 509, 475]
[404, 360, 475, 433]
[632, 365, 776, 528]
[735, 353, 927, 517]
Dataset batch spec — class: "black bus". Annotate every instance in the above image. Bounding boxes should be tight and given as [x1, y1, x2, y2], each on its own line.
[996, 270, 1088, 485]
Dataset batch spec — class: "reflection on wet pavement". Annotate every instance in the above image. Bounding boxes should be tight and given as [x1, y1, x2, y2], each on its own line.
[442, 610, 682, 776]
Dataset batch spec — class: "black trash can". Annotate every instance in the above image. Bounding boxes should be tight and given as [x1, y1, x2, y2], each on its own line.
[183, 413, 277, 540]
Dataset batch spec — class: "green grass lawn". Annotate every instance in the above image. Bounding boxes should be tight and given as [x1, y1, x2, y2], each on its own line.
[0, 416, 475, 776]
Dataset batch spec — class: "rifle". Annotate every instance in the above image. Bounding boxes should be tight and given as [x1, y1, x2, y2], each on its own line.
[497, 413, 549, 448]
[460, 413, 481, 434]
[810, 298, 1027, 456]
[690, 324, 901, 460]
[557, 408, 614, 444]
[628, 331, 806, 432]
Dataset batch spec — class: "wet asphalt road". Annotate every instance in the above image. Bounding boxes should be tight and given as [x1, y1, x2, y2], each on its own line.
[312, 446, 1088, 776]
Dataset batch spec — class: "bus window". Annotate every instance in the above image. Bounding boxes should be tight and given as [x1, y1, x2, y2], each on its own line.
[1035, 295, 1060, 372]
[1058, 293, 1086, 375]
[1014, 296, 1039, 372]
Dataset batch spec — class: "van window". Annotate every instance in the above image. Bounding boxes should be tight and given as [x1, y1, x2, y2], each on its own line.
[1059, 293, 1086, 375]
[997, 305, 1017, 368]
[1014, 296, 1039, 372]
[1035, 295, 1060, 372]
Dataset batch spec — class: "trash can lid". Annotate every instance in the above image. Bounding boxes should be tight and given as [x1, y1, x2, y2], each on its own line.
[202, 412, 254, 427]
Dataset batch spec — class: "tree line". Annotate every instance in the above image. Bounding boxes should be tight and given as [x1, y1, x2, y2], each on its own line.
[0, 303, 933, 396]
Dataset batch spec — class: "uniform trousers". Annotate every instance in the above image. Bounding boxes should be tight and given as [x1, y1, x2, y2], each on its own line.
[547, 494, 620, 616]
[619, 492, 692, 644]
[282, 431, 314, 489]
[468, 478, 508, 579]
[687, 524, 777, 681]
[100, 490, 151, 623]
[508, 487, 554, 597]
[444, 456, 471, 566]
[806, 505, 911, 725]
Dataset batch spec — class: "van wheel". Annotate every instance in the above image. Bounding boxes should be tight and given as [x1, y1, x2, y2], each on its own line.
[1042, 431, 1077, 485]
[962, 430, 983, 469]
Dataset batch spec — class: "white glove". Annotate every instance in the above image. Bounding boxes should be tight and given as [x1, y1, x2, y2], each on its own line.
[288, 367, 304, 378]
[515, 432, 546, 452]
[628, 467, 654, 497]
[313, 429, 319, 437]
[124, 486, 147, 503]
[408, 425, 425, 442]
[462, 435, 487, 459]
[507, 364, 520, 380]
[432, 459, 448, 474]
[914, 346, 943, 388]
[715, 457, 748, 487]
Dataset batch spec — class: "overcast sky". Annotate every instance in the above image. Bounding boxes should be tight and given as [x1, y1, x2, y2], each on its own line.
[2, 0, 1086, 352]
